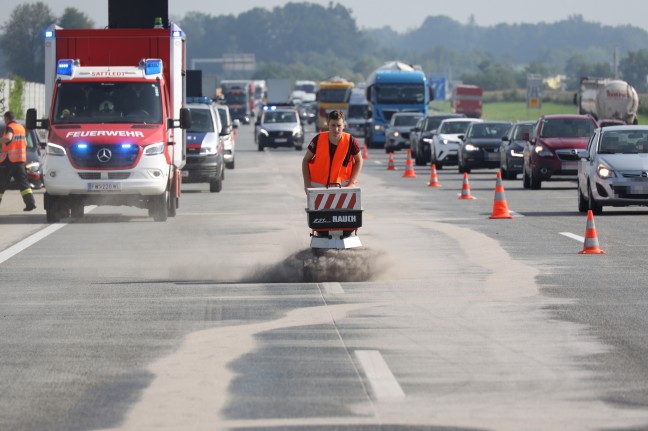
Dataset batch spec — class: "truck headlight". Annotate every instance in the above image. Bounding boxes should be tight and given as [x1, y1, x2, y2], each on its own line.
[597, 164, 616, 178]
[144, 142, 165, 156]
[47, 143, 66, 156]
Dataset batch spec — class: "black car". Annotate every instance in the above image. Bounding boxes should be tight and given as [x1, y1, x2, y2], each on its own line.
[458, 121, 512, 173]
[410, 114, 465, 166]
[499, 121, 534, 179]
[0, 121, 44, 189]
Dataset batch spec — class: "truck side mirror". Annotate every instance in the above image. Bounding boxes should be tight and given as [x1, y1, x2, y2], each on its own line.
[26, 108, 49, 130]
[179, 107, 191, 129]
[429, 85, 435, 101]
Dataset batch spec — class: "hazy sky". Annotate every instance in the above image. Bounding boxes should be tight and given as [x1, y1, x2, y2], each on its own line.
[4, 0, 648, 33]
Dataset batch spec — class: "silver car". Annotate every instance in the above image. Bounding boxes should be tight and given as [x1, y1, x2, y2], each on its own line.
[577, 125, 648, 214]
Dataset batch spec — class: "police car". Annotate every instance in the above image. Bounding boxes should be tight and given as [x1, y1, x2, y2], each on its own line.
[184, 97, 225, 192]
[254, 105, 304, 151]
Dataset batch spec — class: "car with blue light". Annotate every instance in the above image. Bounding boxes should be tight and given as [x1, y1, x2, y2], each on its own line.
[499, 121, 534, 179]
[577, 125, 648, 214]
[183, 97, 225, 192]
[458, 121, 512, 173]
[255, 105, 304, 151]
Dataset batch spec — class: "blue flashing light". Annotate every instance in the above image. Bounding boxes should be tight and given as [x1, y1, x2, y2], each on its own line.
[76, 143, 88, 150]
[172, 30, 183, 38]
[44, 30, 55, 39]
[262, 105, 278, 111]
[186, 97, 213, 104]
[57, 59, 75, 76]
[121, 144, 133, 149]
[144, 59, 162, 75]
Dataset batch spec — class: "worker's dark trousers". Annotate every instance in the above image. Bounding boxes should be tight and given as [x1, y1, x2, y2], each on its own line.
[0, 161, 36, 208]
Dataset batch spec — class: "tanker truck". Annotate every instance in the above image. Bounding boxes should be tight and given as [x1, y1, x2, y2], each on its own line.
[595, 80, 639, 125]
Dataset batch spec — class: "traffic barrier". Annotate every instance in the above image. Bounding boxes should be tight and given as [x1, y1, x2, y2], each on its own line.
[362, 143, 369, 160]
[402, 149, 416, 178]
[387, 152, 396, 171]
[579, 210, 605, 254]
[427, 164, 441, 187]
[489, 171, 512, 218]
[458, 172, 475, 199]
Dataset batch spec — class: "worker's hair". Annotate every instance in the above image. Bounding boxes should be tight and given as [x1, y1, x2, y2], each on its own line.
[327, 110, 345, 121]
[3, 111, 15, 121]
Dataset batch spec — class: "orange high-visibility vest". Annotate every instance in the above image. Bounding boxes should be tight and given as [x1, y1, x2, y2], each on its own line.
[308, 132, 354, 187]
[1, 121, 27, 163]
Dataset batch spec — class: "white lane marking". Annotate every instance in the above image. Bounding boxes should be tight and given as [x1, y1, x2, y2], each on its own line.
[354, 350, 405, 399]
[0, 205, 97, 265]
[560, 232, 584, 243]
[0, 223, 66, 265]
[319, 282, 344, 295]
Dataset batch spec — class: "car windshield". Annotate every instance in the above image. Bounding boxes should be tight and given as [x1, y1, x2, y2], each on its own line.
[393, 115, 422, 127]
[439, 121, 472, 134]
[375, 84, 425, 105]
[425, 118, 444, 131]
[52, 81, 163, 124]
[513, 124, 533, 140]
[263, 111, 297, 123]
[468, 123, 511, 138]
[187, 109, 214, 133]
[539, 119, 596, 138]
[599, 131, 648, 154]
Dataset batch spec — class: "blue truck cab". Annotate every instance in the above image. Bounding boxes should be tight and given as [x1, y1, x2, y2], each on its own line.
[365, 64, 431, 148]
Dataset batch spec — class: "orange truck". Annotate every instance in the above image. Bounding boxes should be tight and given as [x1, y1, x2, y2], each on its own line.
[316, 78, 354, 131]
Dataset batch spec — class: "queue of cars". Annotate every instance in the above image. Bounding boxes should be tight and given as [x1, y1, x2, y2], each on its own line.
[392, 110, 648, 213]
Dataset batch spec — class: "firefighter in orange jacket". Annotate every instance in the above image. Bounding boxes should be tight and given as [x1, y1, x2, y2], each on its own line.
[0, 111, 36, 211]
[302, 110, 362, 192]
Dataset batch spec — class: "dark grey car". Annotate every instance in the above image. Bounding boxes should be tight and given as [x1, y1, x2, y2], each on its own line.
[500, 121, 534, 179]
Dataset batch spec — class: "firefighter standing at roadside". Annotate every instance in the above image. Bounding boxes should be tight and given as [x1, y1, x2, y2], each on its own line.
[0, 111, 36, 211]
[302, 110, 363, 192]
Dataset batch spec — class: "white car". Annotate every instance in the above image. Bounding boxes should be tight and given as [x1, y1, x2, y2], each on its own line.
[216, 104, 237, 169]
[430, 118, 482, 169]
[577, 125, 648, 214]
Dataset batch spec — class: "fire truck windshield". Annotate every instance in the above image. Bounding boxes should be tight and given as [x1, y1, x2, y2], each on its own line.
[52, 81, 163, 124]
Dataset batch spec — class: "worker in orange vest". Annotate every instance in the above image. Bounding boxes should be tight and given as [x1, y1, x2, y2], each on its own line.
[0, 111, 36, 211]
[301, 110, 362, 193]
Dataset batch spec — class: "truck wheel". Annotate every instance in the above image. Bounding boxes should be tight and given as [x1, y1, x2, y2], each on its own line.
[45, 194, 61, 223]
[151, 190, 168, 222]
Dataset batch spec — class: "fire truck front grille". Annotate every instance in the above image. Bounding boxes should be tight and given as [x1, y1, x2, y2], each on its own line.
[69, 144, 140, 168]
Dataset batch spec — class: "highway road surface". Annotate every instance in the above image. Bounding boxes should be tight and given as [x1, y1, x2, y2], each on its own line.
[2, 121, 648, 430]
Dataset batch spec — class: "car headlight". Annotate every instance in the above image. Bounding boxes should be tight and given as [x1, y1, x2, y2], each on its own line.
[47, 143, 66, 156]
[422, 138, 433, 144]
[534, 145, 553, 158]
[597, 163, 616, 178]
[200, 145, 218, 155]
[510, 147, 524, 157]
[374, 125, 384, 132]
[144, 142, 165, 156]
[292, 127, 302, 137]
[464, 143, 479, 152]
[392, 131, 400, 137]
[25, 161, 41, 173]
[258, 128, 269, 136]
[442, 139, 449, 145]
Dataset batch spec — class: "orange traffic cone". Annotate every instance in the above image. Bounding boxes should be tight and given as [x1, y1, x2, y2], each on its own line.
[427, 164, 441, 187]
[402, 149, 416, 178]
[362, 143, 369, 160]
[458, 172, 475, 199]
[387, 152, 396, 171]
[489, 171, 512, 219]
[579, 210, 605, 254]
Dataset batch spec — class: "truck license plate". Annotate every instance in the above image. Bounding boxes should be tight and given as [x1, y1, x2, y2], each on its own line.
[88, 182, 121, 192]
